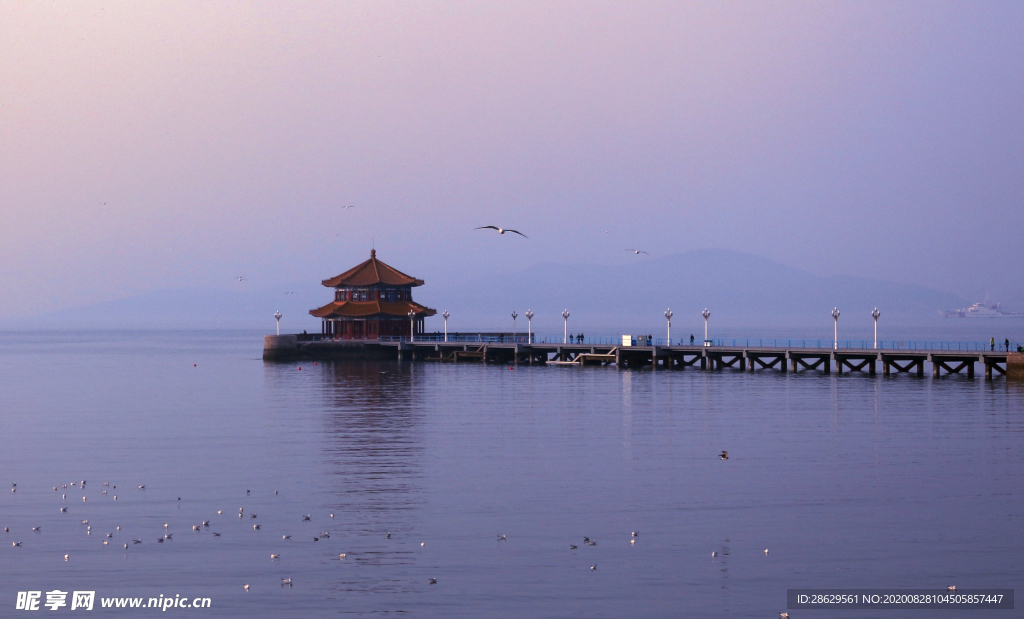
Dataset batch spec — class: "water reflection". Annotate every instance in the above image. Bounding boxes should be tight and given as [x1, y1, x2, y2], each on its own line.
[316, 361, 425, 520]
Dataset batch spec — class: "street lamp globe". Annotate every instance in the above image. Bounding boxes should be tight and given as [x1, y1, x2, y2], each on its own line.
[274, 311, 282, 336]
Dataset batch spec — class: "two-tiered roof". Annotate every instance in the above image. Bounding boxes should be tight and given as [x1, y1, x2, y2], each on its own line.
[310, 250, 436, 339]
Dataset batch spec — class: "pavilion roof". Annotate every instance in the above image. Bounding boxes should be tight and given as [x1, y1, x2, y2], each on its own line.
[309, 299, 437, 319]
[321, 250, 424, 288]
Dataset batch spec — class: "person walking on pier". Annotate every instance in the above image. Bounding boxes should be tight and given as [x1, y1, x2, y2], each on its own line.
[1005, 338, 1010, 352]
[690, 334, 694, 345]
[991, 337, 995, 351]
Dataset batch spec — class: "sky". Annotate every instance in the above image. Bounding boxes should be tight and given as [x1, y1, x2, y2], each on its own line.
[1, 1, 1022, 320]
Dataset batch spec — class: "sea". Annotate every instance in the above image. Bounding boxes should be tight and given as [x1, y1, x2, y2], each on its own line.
[0, 330, 1020, 618]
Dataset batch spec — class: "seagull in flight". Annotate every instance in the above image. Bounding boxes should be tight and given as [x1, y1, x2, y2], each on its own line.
[626, 249, 649, 255]
[475, 226, 527, 238]
[336, 205, 355, 209]
[236, 276, 246, 282]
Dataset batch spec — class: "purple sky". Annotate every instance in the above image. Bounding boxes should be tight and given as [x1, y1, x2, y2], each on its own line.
[1, 1, 1022, 318]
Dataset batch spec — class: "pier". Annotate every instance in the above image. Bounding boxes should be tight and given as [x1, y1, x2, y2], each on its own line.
[264, 335, 1014, 378]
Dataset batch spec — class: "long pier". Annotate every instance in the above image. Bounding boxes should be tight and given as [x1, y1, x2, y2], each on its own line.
[264, 335, 1018, 378]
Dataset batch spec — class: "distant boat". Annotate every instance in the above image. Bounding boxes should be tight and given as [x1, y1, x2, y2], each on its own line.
[939, 301, 1024, 318]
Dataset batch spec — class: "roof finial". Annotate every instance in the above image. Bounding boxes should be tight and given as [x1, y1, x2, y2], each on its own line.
[371, 249, 376, 259]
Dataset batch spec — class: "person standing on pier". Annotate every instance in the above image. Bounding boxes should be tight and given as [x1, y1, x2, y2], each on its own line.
[690, 334, 694, 345]
[991, 337, 995, 351]
[1006, 338, 1010, 352]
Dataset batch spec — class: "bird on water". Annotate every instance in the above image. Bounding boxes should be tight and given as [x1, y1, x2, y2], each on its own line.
[475, 226, 528, 238]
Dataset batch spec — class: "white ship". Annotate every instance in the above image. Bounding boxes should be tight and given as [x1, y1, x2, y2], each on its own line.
[939, 301, 1024, 318]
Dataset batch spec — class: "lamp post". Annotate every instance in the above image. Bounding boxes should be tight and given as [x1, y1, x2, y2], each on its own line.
[702, 308, 710, 346]
[408, 309, 416, 343]
[274, 311, 282, 336]
[525, 309, 534, 344]
[511, 311, 518, 342]
[664, 309, 673, 344]
[831, 307, 840, 349]
[442, 310, 450, 342]
[871, 307, 880, 349]
[562, 309, 570, 344]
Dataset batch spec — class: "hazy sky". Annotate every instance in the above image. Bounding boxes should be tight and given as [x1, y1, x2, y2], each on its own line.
[2, 1, 1022, 318]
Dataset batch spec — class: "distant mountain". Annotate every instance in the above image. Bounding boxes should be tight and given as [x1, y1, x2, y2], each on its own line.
[416, 249, 966, 332]
[14, 250, 966, 335]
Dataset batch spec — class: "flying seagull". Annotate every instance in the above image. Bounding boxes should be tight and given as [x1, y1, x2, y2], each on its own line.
[475, 226, 527, 238]
[626, 249, 649, 255]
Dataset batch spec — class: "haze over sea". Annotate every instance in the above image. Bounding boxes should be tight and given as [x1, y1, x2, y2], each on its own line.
[1, 330, 1020, 617]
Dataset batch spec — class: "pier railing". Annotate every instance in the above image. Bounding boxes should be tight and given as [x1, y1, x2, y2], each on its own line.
[299, 333, 1018, 352]
[655, 338, 1017, 351]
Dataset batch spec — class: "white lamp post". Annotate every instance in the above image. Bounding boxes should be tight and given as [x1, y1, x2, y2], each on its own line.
[408, 309, 416, 343]
[525, 309, 534, 344]
[664, 309, 673, 344]
[831, 307, 840, 349]
[871, 307, 880, 349]
[442, 310, 450, 342]
[511, 311, 518, 341]
[274, 311, 282, 336]
[702, 308, 710, 346]
[562, 309, 570, 344]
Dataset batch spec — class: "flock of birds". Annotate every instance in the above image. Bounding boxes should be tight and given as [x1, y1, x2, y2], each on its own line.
[6, 459, 760, 591]
[10, 481, 665, 590]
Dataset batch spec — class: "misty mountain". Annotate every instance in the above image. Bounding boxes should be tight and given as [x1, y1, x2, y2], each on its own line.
[417, 249, 968, 334]
[14, 250, 970, 336]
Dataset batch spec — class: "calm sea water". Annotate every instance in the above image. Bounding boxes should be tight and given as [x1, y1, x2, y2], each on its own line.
[0, 330, 1021, 618]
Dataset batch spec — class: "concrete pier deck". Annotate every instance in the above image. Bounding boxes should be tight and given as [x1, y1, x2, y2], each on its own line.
[264, 335, 1011, 378]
